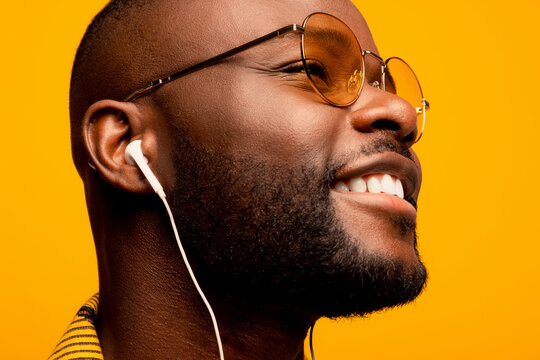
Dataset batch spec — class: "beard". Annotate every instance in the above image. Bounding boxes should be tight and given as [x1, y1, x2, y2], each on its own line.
[170, 132, 427, 318]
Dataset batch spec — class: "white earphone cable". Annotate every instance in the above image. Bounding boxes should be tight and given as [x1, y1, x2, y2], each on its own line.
[159, 193, 225, 360]
[124, 140, 224, 359]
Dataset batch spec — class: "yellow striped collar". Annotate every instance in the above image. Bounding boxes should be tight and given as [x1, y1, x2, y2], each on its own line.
[49, 294, 103, 360]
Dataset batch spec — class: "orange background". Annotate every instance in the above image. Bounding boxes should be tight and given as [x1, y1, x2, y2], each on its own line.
[1, 1, 539, 359]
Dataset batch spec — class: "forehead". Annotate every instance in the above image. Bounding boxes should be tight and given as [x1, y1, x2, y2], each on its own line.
[152, 0, 378, 62]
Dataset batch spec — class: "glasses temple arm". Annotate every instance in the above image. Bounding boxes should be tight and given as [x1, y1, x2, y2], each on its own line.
[123, 24, 304, 102]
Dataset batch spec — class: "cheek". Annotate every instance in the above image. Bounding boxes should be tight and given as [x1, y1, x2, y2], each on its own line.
[182, 67, 344, 166]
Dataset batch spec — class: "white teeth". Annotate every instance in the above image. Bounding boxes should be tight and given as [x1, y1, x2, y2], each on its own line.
[335, 181, 350, 192]
[395, 179, 404, 199]
[349, 177, 367, 192]
[381, 174, 395, 195]
[366, 176, 382, 194]
[335, 174, 406, 199]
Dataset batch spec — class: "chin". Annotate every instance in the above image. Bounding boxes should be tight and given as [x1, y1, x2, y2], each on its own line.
[343, 219, 419, 261]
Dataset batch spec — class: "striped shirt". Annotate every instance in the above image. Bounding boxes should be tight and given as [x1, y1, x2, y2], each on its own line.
[48, 294, 103, 360]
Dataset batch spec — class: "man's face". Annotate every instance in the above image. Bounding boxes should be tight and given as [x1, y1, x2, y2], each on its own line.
[149, 0, 426, 316]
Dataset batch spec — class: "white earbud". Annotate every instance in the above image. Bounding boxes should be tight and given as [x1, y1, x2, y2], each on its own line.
[125, 140, 165, 198]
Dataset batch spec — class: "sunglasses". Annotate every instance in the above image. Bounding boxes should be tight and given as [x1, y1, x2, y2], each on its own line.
[123, 12, 430, 142]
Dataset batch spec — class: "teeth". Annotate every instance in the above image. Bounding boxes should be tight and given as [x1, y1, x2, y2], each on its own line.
[349, 177, 367, 192]
[395, 179, 404, 199]
[366, 176, 382, 194]
[381, 174, 395, 195]
[335, 181, 350, 192]
[334, 173, 406, 199]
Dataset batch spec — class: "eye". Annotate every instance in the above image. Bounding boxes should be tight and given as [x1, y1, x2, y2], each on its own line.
[280, 59, 330, 84]
[279, 61, 305, 74]
[303, 60, 330, 83]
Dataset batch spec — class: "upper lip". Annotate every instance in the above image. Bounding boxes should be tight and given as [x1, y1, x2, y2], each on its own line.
[331, 152, 420, 200]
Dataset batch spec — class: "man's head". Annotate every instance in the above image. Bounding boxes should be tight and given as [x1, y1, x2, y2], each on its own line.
[71, 0, 426, 319]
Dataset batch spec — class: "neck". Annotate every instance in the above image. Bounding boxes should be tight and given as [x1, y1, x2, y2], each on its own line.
[92, 197, 315, 360]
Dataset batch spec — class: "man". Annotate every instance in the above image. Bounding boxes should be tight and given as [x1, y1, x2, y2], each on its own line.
[51, 0, 428, 359]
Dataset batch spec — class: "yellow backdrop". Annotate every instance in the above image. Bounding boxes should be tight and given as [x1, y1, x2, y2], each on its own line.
[1, 0, 539, 359]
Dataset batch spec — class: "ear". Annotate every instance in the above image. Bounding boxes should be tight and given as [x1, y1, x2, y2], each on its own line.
[82, 99, 154, 193]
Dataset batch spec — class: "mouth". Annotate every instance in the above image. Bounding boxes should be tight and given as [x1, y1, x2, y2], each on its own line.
[329, 152, 420, 213]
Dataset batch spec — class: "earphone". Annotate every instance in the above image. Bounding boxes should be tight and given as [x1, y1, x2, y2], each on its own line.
[124, 140, 225, 360]
[125, 140, 165, 199]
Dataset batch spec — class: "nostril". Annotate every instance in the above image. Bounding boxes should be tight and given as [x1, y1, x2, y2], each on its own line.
[371, 119, 400, 131]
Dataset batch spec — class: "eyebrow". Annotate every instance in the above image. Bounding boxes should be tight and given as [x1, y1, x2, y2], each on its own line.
[304, 28, 358, 51]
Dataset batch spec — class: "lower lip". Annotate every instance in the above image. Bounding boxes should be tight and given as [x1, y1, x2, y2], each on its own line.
[330, 189, 417, 217]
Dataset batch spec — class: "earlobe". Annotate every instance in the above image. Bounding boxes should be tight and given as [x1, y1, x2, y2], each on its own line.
[82, 99, 154, 193]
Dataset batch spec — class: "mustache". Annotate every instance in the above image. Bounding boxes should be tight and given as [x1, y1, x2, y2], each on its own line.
[326, 137, 413, 175]
[357, 137, 413, 160]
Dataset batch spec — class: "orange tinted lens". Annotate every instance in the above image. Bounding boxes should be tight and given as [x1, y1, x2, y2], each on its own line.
[385, 57, 426, 141]
[302, 13, 364, 106]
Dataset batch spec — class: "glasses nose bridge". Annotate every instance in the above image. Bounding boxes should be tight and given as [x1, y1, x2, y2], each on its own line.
[362, 50, 388, 90]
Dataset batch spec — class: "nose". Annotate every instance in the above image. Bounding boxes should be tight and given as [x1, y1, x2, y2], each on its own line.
[346, 85, 418, 147]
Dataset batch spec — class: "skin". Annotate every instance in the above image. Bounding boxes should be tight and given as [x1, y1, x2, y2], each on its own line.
[74, 0, 424, 359]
